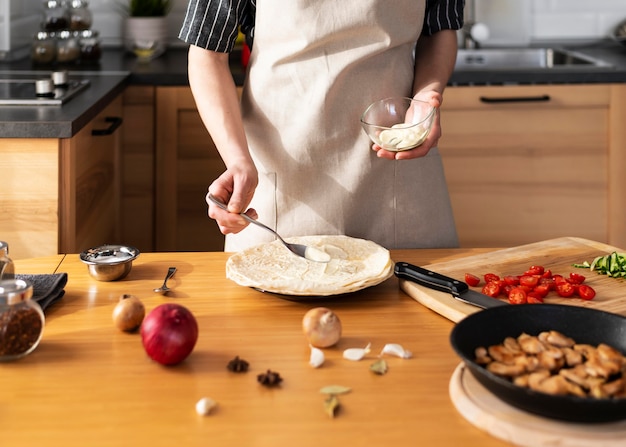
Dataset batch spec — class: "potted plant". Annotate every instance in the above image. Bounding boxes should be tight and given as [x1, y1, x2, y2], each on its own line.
[123, 0, 173, 60]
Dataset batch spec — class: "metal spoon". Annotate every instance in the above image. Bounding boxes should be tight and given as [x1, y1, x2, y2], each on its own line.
[154, 266, 177, 294]
[207, 194, 330, 263]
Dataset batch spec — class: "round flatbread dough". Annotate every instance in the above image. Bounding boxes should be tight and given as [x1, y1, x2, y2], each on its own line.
[226, 235, 394, 296]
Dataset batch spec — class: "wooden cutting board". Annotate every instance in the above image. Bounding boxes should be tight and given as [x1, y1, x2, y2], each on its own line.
[449, 364, 626, 446]
[399, 237, 626, 322]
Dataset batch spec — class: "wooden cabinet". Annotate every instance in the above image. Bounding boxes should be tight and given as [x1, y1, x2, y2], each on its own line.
[0, 95, 123, 259]
[439, 84, 626, 249]
[155, 86, 227, 252]
[119, 86, 156, 253]
[59, 95, 123, 254]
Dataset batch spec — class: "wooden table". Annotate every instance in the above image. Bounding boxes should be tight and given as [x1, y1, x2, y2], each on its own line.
[4, 248, 515, 447]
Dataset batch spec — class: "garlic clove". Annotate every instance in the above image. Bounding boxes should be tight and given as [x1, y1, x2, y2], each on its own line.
[309, 345, 325, 368]
[195, 397, 218, 416]
[380, 343, 412, 359]
[342, 342, 371, 361]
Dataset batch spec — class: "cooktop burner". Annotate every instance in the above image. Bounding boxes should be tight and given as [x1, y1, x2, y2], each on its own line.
[0, 72, 90, 106]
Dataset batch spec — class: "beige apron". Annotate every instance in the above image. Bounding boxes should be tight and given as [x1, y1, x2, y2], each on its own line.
[225, 0, 458, 251]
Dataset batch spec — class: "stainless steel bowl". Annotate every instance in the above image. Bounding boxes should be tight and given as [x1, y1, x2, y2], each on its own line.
[79, 245, 140, 281]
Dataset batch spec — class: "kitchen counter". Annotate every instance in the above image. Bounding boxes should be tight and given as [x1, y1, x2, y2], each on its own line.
[4, 248, 523, 447]
[0, 41, 625, 138]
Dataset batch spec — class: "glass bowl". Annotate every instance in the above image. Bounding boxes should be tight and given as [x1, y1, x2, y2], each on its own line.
[360, 97, 436, 152]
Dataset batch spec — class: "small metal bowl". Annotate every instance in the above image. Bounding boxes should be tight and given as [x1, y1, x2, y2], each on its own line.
[79, 245, 140, 281]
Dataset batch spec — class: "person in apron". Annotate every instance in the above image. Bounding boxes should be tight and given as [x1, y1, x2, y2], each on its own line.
[180, 0, 463, 251]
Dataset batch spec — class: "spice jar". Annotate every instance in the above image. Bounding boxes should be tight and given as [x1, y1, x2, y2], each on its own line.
[0, 279, 45, 361]
[68, 0, 92, 31]
[76, 29, 101, 62]
[0, 241, 15, 280]
[56, 30, 80, 63]
[43, 0, 70, 32]
[31, 31, 57, 65]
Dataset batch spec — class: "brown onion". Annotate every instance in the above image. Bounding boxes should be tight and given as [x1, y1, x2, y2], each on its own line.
[112, 294, 145, 332]
[302, 307, 342, 348]
[140, 303, 198, 365]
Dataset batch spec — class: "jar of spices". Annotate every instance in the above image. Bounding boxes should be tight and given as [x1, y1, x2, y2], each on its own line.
[43, 0, 70, 32]
[0, 241, 15, 280]
[68, 0, 92, 31]
[31, 31, 57, 65]
[75, 29, 101, 63]
[0, 279, 45, 361]
[56, 30, 80, 64]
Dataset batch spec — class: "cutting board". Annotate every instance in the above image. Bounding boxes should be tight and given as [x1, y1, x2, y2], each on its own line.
[449, 364, 626, 446]
[399, 237, 626, 322]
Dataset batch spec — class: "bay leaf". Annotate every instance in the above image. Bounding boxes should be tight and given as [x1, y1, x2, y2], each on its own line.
[324, 394, 340, 418]
[319, 385, 352, 395]
[370, 358, 388, 375]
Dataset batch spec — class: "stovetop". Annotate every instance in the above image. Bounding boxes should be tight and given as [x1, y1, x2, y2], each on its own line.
[0, 74, 90, 106]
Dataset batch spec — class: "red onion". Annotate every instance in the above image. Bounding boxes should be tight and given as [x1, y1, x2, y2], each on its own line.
[140, 303, 198, 365]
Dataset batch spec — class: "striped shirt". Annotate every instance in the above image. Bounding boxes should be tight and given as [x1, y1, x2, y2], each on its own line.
[179, 0, 464, 52]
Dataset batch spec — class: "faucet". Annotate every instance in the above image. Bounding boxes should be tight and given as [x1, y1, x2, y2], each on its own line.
[460, 0, 489, 48]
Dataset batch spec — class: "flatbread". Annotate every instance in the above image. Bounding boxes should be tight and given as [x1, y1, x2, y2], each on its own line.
[226, 235, 394, 296]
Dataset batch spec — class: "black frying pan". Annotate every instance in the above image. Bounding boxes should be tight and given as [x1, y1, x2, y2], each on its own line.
[450, 304, 626, 423]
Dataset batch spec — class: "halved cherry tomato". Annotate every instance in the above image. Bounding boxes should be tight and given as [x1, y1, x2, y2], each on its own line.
[525, 265, 545, 276]
[503, 275, 520, 286]
[556, 282, 576, 298]
[482, 281, 502, 298]
[541, 269, 553, 278]
[519, 275, 539, 288]
[577, 284, 596, 300]
[538, 277, 556, 290]
[532, 284, 550, 298]
[552, 274, 567, 285]
[526, 293, 544, 304]
[507, 287, 527, 304]
[483, 273, 500, 284]
[569, 272, 586, 285]
[464, 273, 481, 287]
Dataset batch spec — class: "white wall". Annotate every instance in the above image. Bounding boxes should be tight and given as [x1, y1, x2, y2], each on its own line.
[2, 0, 626, 56]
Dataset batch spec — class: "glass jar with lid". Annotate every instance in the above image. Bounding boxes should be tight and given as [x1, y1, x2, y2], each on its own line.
[0, 241, 15, 280]
[56, 30, 81, 64]
[69, 0, 92, 31]
[0, 279, 45, 361]
[43, 0, 70, 32]
[31, 31, 57, 65]
[75, 29, 101, 63]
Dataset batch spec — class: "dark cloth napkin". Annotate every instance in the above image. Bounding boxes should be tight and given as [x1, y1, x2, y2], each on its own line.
[16, 273, 68, 312]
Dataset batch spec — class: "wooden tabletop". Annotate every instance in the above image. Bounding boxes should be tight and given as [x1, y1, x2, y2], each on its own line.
[4, 248, 516, 447]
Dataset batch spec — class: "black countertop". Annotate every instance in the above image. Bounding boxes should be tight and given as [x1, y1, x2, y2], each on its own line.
[0, 41, 624, 139]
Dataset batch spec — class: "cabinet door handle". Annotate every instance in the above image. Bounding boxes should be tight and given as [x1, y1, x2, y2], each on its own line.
[92, 116, 123, 136]
[479, 95, 551, 104]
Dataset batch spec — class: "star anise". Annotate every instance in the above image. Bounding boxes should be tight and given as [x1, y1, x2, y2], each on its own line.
[226, 356, 250, 373]
[257, 369, 283, 387]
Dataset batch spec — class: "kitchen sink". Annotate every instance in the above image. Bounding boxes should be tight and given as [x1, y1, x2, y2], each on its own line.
[455, 48, 612, 70]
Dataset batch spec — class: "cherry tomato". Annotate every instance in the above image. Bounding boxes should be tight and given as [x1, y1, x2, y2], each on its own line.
[519, 275, 539, 288]
[569, 272, 586, 285]
[503, 275, 520, 286]
[577, 284, 596, 300]
[525, 265, 545, 276]
[538, 277, 555, 290]
[507, 287, 527, 305]
[482, 281, 502, 298]
[541, 269, 553, 278]
[483, 273, 500, 284]
[533, 284, 550, 298]
[552, 274, 567, 285]
[526, 293, 544, 304]
[556, 282, 576, 298]
[464, 273, 481, 287]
